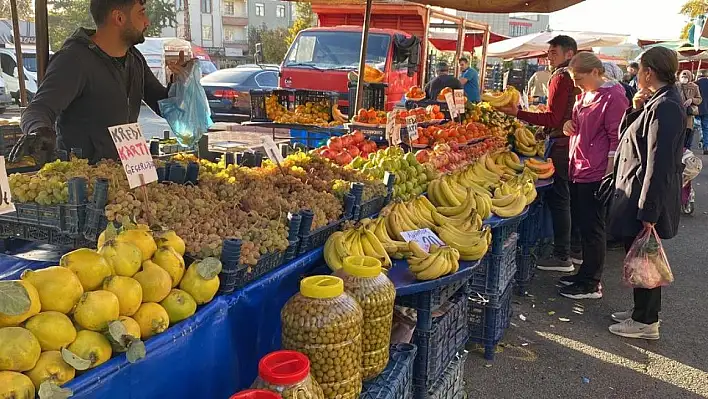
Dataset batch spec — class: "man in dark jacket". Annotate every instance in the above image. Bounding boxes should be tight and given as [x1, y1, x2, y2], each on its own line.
[424, 62, 462, 100]
[11, 0, 186, 164]
[626, 62, 639, 92]
[695, 69, 708, 153]
[500, 35, 579, 273]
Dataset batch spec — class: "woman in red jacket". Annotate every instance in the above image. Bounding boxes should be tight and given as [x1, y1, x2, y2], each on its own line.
[559, 52, 629, 299]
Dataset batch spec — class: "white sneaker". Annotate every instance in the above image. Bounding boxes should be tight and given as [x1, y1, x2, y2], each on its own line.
[609, 319, 660, 340]
[611, 309, 633, 323]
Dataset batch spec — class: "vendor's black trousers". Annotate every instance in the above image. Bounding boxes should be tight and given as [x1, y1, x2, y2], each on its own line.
[624, 237, 662, 324]
[570, 181, 606, 284]
[546, 143, 571, 259]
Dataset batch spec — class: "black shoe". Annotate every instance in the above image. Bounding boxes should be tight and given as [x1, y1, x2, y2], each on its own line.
[606, 240, 624, 250]
[558, 274, 582, 286]
[559, 282, 603, 299]
[569, 249, 583, 265]
[536, 255, 574, 272]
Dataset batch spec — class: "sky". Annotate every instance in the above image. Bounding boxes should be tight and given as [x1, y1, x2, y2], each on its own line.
[548, 0, 688, 40]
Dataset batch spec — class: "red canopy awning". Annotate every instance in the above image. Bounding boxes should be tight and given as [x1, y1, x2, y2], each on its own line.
[191, 43, 211, 60]
[428, 31, 509, 52]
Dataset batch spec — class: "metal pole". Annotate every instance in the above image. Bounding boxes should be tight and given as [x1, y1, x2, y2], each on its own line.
[420, 6, 431, 88]
[480, 26, 490, 91]
[454, 18, 464, 76]
[34, 0, 49, 82]
[354, 0, 373, 111]
[9, 0, 26, 106]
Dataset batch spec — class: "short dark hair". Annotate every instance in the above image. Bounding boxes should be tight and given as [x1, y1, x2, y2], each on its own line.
[547, 35, 578, 55]
[436, 62, 449, 72]
[640, 47, 678, 85]
[629, 62, 639, 69]
[459, 57, 469, 63]
[90, 0, 145, 26]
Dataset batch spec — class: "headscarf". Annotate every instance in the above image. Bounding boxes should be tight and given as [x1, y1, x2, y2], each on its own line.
[679, 70, 694, 82]
[601, 62, 624, 81]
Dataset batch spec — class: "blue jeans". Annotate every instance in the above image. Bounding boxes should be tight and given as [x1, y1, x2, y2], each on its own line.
[699, 115, 708, 149]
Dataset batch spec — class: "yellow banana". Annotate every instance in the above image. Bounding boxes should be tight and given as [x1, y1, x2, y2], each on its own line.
[484, 153, 506, 176]
[408, 241, 429, 258]
[413, 252, 447, 280]
[444, 177, 469, 203]
[411, 200, 437, 226]
[473, 161, 501, 182]
[408, 251, 442, 274]
[438, 225, 487, 248]
[363, 229, 392, 268]
[331, 231, 350, 260]
[396, 203, 421, 231]
[431, 210, 469, 228]
[509, 151, 522, 164]
[491, 192, 526, 218]
[438, 179, 462, 207]
[436, 191, 475, 217]
[427, 179, 449, 207]
[324, 233, 344, 271]
[416, 195, 437, 213]
[439, 230, 488, 260]
[503, 153, 525, 172]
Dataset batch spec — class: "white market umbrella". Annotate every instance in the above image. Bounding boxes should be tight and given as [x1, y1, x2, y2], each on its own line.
[484, 30, 629, 59]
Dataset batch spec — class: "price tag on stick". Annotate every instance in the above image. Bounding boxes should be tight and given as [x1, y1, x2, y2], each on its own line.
[406, 115, 418, 142]
[386, 110, 397, 145]
[453, 89, 465, 119]
[260, 136, 284, 164]
[400, 228, 446, 253]
[444, 92, 458, 119]
[108, 123, 157, 189]
[0, 156, 13, 214]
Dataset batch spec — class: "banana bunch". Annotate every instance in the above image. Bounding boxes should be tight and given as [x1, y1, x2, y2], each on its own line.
[524, 158, 555, 180]
[436, 223, 491, 261]
[407, 241, 461, 280]
[490, 150, 525, 177]
[331, 104, 348, 124]
[324, 220, 392, 271]
[368, 215, 413, 259]
[383, 198, 437, 240]
[512, 127, 541, 157]
[481, 86, 521, 108]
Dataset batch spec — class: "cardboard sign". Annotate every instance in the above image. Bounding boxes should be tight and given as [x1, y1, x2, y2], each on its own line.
[453, 89, 466, 114]
[444, 92, 458, 118]
[400, 228, 446, 253]
[260, 136, 284, 164]
[0, 157, 13, 214]
[386, 110, 398, 143]
[405, 115, 418, 142]
[108, 123, 157, 189]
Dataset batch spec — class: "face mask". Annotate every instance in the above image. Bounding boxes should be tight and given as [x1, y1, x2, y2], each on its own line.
[680, 77, 689, 84]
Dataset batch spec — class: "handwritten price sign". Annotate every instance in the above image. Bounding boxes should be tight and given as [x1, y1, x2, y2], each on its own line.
[444, 92, 458, 118]
[453, 89, 465, 114]
[400, 228, 446, 253]
[260, 136, 284, 164]
[406, 115, 418, 142]
[108, 123, 157, 189]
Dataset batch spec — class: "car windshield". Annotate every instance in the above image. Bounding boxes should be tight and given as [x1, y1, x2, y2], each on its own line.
[201, 68, 254, 84]
[284, 31, 389, 70]
[22, 54, 37, 72]
[200, 60, 217, 75]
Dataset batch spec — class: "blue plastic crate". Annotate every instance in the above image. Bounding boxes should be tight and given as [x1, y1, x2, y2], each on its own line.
[396, 277, 467, 312]
[467, 281, 513, 360]
[517, 199, 543, 246]
[357, 196, 386, 220]
[284, 238, 300, 262]
[412, 291, 469, 392]
[217, 250, 286, 295]
[514, 245, 536, 295]
[290, 129, 345, 149]
[361, 343, 417, 399]
[61, 204, 87, 236]
[467, 233, 518, 305]
[14, 203, 63, 230]
[490, 213, 526, 255]
[297, 218, 345, 254]
[428, 351, 468, 399]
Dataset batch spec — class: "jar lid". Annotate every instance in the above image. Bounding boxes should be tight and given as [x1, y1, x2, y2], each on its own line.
[343, 255, 382, 277]
[258, 350, 310, 385]
[300, 275, 343, 298]
[229, 389, 282, 399]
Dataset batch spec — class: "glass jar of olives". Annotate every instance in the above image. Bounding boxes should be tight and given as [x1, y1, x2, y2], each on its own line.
[281, 276, 364, 399]
[337, 256, 396, 380]
[251, 350, 324, 399]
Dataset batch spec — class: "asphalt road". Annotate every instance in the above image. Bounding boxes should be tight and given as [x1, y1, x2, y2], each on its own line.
[463, 154, 708, 398]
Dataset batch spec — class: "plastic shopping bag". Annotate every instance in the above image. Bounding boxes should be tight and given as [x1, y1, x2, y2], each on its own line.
[158, 61, 213, 148]
[623, 226, 674, 289]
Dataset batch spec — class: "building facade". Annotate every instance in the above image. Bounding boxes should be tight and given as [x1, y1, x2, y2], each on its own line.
[454, 12, 550, 37]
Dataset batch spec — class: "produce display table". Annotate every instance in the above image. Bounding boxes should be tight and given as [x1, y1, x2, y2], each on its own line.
[0, 246, 327, 399]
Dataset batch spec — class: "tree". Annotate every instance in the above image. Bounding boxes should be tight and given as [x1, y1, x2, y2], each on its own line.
[0, 0, 33, 21]
[679, 0, 708, 39]
[249, 24, 289, 63]
[287, 2, 314, 46]
[48, 0, 176, 50]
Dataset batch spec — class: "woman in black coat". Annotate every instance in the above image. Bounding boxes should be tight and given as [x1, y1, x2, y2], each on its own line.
[607, 47, 684, 340]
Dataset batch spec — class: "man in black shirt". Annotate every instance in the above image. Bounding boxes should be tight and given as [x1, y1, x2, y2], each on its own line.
[11, 0, 188, 164]
[424, 62, 462, 100]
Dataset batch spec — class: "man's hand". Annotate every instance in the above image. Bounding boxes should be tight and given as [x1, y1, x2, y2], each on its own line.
[563, 120, 575, 136]
[9, 127, 56, 164]
[167, 51, 197, 82]
[641, 221, 655, 230]
[497, 103, 518, 116]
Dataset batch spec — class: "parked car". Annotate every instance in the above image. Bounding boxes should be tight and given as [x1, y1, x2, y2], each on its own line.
[0, 75, 13, 113]
[201, 65, 279, 122]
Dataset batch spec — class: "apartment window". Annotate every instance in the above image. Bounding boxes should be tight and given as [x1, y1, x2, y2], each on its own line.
[202, 25, 213, 40]
[509, 24, 529, 37]
[200, 0, 212, 14]
[276, 5, 285, 18]
[224, 26, 245, 42]
[255, 3, 265, 16]
[224, 1, 234, 15]
[175, 0, 183, 10]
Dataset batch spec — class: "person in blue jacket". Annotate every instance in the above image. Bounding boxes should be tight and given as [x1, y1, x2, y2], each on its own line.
[458, 57, 480, 103]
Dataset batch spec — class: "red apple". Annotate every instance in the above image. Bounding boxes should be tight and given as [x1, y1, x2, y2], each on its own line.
[335, 151, 353, 165]
[352, 131, 365, 143]
[415, 150, 430, 164]
[341, 135, 353, 148]
[321, 149, 337, 159]
[346, 145, 360, 157]
[327, 137, 343, 151]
